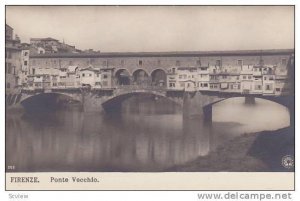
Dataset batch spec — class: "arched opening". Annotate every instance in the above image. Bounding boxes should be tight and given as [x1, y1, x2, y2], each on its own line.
[151, 69, 167, 87]
[115, 69, 131, 86]
[132, 69, 149, 86]
[211, 97, 290, 132]
[102, 91, 182, 114]
[21, 93, 81, 112]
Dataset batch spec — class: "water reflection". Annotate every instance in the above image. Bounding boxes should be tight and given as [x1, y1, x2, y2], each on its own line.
[6, 97, 290, 172]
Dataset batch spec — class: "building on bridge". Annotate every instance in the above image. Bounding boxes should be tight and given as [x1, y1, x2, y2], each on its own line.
[79, 66, 114, 89]
[197, 66, 210, 91]
[252, 65, 263, 94]
[24, 48, 294, 95]
[240, 65, 254, 94]
[262, 66, 276, 95]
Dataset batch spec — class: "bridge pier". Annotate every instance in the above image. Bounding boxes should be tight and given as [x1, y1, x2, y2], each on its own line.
[245, 96, 255, 105]
[183, 91, 223, 121]
[203, 105, 213, 122]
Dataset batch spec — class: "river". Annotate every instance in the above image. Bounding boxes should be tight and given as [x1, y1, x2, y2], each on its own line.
[6, 97, 290, 172]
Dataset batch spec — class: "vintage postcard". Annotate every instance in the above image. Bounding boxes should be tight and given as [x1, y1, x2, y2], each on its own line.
[5, 5, 295, 190]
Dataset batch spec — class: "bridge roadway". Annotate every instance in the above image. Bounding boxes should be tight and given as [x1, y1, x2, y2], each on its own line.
[7, 85, 294, 121]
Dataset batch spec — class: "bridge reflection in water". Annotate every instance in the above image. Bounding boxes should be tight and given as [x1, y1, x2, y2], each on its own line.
[6, 97, 290, 172]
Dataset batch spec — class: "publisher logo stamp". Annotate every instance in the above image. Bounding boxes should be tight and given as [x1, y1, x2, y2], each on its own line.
[281, 155, 294, 169]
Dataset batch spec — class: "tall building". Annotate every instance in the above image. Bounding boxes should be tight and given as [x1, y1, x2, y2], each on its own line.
[18, 43, 30, 87]
[5, 24, 22, 94]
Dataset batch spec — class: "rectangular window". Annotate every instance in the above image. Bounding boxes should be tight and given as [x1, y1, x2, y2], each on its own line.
[103, 74, 108, 79]
[24, 52, 28, 56]
[276, 88, 281, 92]
[82, 73, 85, 77]
[24, 61, 28, 66]
[248, 75, 252, 79]
[255, 85, 262, 90]
[6, 63, 12, 74]
[169, 83, 175, 87]
[216, 60, 221, 67]
[265, 84, 272, 90]
[139, 60, 143, 66]
[237, 60, 243, 66]
[176, 60, 180, 66]
[243, 75, 246, 79]
[204, 83, 208, 87]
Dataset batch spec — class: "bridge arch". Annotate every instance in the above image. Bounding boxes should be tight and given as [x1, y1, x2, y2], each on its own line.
[132, 69, 150, 85]
[202, 95, 294, 122]
[114, 68, 132, 86]
[20, 92, 82, 111]
[150, 68, 167, 87]
[102, 90, 182, 113]
[206, 96, 293, 110]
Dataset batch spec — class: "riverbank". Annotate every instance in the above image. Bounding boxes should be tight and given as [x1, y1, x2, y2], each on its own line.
[166, 126, 294, 172]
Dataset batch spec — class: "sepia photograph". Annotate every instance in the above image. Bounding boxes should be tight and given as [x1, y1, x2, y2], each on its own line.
[5, 5, 295, 190]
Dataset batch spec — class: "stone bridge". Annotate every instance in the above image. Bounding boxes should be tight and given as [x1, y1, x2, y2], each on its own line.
[7, 85, 294, 123]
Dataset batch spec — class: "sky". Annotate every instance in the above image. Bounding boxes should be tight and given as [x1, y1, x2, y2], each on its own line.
[6, 6, 294, 52]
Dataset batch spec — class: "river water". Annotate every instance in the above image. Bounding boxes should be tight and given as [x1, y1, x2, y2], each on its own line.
[6, 97, 290, 172]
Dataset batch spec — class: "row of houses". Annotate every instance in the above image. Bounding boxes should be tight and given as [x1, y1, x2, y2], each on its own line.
[23, 62, 290, 96]
[24, 66, 114, 90]
[166, 64, 290, 95]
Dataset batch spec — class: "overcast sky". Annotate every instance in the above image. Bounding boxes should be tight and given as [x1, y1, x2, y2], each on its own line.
[6, 6, 294, 52]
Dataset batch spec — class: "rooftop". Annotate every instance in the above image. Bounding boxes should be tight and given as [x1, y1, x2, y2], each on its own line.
[30, 49, 294, 58]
